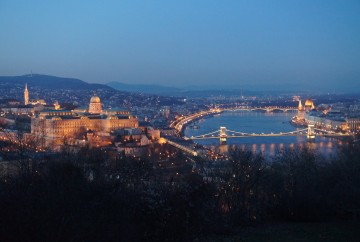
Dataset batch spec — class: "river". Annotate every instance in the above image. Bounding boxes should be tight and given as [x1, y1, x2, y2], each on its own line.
[184, 110, 344, 157]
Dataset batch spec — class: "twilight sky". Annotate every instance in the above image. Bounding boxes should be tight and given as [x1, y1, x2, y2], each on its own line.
[0, 0, 359, 91]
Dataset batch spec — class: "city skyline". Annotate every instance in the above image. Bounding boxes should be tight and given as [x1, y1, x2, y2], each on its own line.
[1, 0, 359, 92]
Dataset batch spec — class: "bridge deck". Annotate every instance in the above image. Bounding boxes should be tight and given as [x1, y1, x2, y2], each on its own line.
[165, 139, 198, 156]
[187, 129, 351, 140]
[189, 133, 350, 140]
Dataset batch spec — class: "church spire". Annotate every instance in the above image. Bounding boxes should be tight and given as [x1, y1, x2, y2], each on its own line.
[298, 99, 303, 111]
[24, 83, 29, 105]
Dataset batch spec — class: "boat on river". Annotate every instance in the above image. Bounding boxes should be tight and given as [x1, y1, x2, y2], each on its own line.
[189, 125, 200, 129]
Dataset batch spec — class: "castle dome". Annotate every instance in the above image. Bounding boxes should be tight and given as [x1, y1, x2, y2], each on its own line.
[89, 95, 102, 114]
[90, 95, 101, 103]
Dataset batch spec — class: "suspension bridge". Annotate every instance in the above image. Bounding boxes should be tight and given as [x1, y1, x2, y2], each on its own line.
[227, 106, 298, 112]
[184, 125, 350, 144]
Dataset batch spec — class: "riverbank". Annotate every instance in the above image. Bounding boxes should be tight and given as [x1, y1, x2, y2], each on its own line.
[171, 109, 223, 136]
[290, 115, 307, 128]
[182, 112, 223, 136]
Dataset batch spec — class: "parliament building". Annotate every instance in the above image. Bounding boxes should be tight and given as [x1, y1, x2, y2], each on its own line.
[31, 94, 138, 147]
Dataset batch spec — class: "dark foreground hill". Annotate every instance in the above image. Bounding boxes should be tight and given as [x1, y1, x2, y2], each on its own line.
[0, 74, 112, 90]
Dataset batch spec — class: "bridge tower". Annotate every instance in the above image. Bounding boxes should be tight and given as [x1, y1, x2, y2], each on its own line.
[307, 124, 315, 140]
[219, 126, 227, 144]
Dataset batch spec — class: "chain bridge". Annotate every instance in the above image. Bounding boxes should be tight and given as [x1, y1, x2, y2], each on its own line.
[228, 106, 298, 112]
[184, 125, 350, 144]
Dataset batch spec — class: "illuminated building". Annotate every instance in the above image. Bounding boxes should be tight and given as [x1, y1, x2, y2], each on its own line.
[304, 112, 347, 131]
[24, 84, 29, 105]
[298, 99, 303, 111]
[23, 84, 47, 106]
[29, 99, 47, 106]
[297, 98, 315, 112]
[160, 106, 170, 119]
[31, 94, 138, 148]
[89, 95, 102, 114]
[304, 98, 315, 111]
[346, 118, 360, 132]
[54, 101, 61, 110]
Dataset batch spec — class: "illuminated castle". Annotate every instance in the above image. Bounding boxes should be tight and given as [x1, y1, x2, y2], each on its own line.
[304, 98, 315, 111]
[31, 94, 138, 147]
[298, 98, 315, 112]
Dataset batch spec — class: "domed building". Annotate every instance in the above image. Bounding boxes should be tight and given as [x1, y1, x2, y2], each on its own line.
[31, 94, 138, 148]
[90, 95, 101, 103]
[304, 98, 315, 111]
[297, 98, 315, 112]
[89, 95, 102, 114]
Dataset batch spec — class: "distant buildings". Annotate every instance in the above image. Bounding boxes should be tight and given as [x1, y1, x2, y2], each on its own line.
[294, 97, 360, 133]
[304, 111, 348, 131]
[347, 118, 360, 132]
[1, 84, 53, 116]
[160, 106, 170, 119]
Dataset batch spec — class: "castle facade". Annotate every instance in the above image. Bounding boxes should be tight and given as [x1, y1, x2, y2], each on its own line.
[31, 94, 138, 147]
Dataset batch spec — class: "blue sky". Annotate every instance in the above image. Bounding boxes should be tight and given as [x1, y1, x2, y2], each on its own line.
[0, 0, 359, 91]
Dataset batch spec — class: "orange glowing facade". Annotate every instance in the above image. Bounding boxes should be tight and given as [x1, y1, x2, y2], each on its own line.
[24, 84, 29, 105]
[304, 98, 315, 110]
[298, 99, 303, 111]
[298, 98, 315, 112]
[31, 95, 138, 147]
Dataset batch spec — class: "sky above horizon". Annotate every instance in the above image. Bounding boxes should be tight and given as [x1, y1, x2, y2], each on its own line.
[0, 0, 359, 92]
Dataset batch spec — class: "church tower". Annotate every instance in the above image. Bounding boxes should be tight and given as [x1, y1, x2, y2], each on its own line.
[298, 99, 303, 111]
[24, 83, 29, 105]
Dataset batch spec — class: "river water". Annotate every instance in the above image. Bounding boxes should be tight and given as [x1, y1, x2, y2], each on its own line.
[184, 111, 343, 157]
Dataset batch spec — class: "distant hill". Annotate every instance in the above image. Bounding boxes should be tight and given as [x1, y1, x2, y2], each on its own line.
[107, 81, 274, 97]
[107, 82, 181, 95]
[0, 74, 113, 90]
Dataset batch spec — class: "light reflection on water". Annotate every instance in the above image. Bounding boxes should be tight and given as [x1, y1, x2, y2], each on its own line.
[184, 111, 344, 157]
[213, 140, 341, 158]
